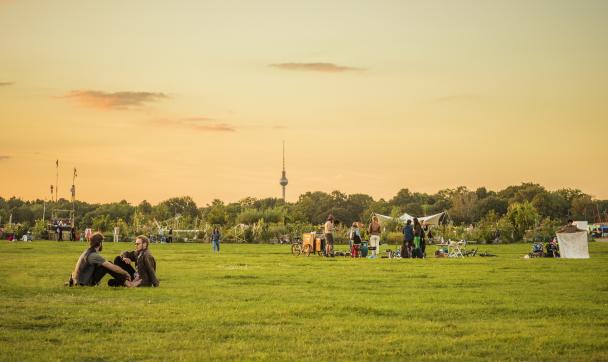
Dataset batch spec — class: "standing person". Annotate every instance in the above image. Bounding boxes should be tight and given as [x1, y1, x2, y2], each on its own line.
[324, 214, 335, 256]
[168, 228, 173, 243]
[114, 235, 160, 287]
[84, 228, 92, 242]
[425, 224, 434, 244]
[56, 222, 63, 241]
[350, 222, 362, 257]
[413, 218, 423, 258]
[69, 233, 133, 287]
[420, 222, 427, 258]
[368, 216, 382, 258]
[211, 227, 221, 253]
[557, 219, 585, 233]
[402, 220, 414, 258]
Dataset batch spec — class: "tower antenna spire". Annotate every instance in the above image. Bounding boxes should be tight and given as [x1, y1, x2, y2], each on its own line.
[279, 141, 289, 202]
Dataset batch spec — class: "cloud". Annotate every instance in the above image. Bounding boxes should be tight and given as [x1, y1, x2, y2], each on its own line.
[0, 155, 11, 161]
[150, 117, 236, 132]
[269, 62, 364, 73]
[0, 82, 14, 87]
[64, 90, 168, 110]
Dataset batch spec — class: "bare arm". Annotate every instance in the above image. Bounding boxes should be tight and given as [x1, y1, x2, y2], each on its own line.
[71, 251, 87, 281]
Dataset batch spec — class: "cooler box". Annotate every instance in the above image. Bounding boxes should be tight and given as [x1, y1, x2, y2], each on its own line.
[361, 241, 369, 257]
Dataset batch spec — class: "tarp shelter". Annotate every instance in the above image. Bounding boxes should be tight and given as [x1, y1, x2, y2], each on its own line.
[556, 231, 589, 259]
[373, 211, 450, 226]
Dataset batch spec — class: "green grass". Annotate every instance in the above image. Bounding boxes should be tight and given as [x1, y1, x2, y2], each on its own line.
[0, 241, 607, 361]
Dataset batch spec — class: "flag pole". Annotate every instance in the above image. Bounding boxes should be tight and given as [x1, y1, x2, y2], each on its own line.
[55, 160, 59, 202]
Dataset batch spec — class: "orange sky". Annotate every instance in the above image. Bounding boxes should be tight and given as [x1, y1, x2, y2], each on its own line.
[1, 0, 607, 205]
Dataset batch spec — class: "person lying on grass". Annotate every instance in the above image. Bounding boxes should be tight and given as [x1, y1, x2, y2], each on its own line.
[68, 232, 135, 287]
[111, 235, 159, 288]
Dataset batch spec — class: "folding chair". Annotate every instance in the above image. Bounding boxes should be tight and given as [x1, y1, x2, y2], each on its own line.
[448, 240, 464, 258]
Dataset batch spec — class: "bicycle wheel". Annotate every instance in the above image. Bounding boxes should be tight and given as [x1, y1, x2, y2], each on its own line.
[291, 243, 302, 256]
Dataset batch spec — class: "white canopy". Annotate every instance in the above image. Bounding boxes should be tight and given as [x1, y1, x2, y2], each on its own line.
[373, 211, 449, 226]
[556, 231, 589, 259]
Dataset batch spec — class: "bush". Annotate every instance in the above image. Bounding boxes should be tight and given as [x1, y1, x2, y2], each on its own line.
[383, 231, 403, 244]
[32, 219, 48, 239]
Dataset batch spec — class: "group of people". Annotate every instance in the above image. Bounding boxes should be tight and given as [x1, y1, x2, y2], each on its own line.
[68, 233, 159, 287]
[53, 219, 77, 241]
[401, 218, 432, 258]
[345, 216, 382, 258]
[340, 215, 433, 259]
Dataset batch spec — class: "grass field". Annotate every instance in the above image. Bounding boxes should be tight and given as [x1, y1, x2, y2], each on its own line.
[1, 241, 607, 361]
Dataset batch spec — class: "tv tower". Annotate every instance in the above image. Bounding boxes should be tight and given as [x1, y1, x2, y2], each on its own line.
[279, 141, 288, 202]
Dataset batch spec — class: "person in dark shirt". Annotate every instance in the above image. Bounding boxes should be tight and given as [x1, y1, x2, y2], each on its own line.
[211, 227, 221, 253]
[113, 235, 159, 287]
[402, 220, 414, 258]
[413, 218, 423, 258]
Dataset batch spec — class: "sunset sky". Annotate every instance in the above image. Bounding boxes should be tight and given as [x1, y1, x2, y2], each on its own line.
[1, 0, 607, 205]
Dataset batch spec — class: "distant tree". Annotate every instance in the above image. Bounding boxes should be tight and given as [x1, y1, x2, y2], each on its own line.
[137, 200, 153, 214]
[506, 202, 540, 241]
[158, 196, 198, 219]
[448, 187, 478, 225]
[498, 183, 546, 204]
[205, 199, 227, 225]
[570, 196, 594, 221]
[531, 192, 569, 220]
[475, 187, 489, 200]
[472, 196, 508, 220]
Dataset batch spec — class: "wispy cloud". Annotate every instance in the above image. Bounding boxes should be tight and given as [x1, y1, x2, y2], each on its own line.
[64, 90, 169, 110]
[0, 155, 11, 161]
[269, 62, 364, 73]
[0, 81, 14, 87]
[150, 117, 236, 132]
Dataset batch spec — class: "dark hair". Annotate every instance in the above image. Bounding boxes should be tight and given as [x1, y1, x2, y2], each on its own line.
[406, 219, 412, 225]
[327, 214, 334, 221]
[413, 218, 421, 228]
[567, 219, 574, 224]
[136, 235, 150, 248]
[89, 232, 104, 249]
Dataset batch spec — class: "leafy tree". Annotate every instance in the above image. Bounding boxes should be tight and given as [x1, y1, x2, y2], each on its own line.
[158, 196, 198, 219]
[137, 200, 153, 214]
[92, 214, 112, 232]
[498, 183, 546, 204]
[570, 195, 594, 221]
[448, 187, 478, 225]
[506, 202, 540, 241]
[472, 196, 508, 220]
[531, 192, 569, 220]
[205, 199, 227, 225]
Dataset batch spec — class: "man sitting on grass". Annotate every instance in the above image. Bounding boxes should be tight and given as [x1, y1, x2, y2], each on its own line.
[111, 235, 159, 288]
[69, 232, 134, 287]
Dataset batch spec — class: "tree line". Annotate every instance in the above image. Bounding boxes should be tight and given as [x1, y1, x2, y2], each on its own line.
[1, 183, 607, 243]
